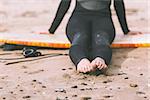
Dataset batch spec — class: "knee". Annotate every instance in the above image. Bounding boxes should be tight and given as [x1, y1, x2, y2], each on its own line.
[93, 33, 110, 46]
[72, 32, 89, 46]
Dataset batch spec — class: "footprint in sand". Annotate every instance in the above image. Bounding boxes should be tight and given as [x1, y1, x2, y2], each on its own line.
[55, 88, 66, 93]
[0, 93, 16, 100]
[129, 83, 138, 88]
[21, 65, 28, 69]
[56, 97, 68, 100]
[136, 91, 145, 95]
[126, 9, 139, 15]
[20, 11, 38, 17]
[0, 75, 8, 80]
[103, 64, 123, 76]
[117, 72, 127, 76]
[28, 69, 44, 74]
[136, 91, 147, 98]
[62, 73, 71, 79]
[22, 95, 31, 99]
[81, 83, 88, 86]
[0, 61, 7, 63]
[102, 79, 112, 84]
[68, 67, 73, 70]
[80, 97, 92, 100]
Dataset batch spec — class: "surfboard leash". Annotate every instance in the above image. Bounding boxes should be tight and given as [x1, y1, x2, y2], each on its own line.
[3, 53, 68, 65]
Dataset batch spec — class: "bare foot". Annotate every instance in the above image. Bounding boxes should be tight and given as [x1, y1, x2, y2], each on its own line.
[77, 58, 95, 73]
[91, 57, 107, 70]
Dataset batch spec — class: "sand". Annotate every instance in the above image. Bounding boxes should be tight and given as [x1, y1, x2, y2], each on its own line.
[0, 0, 150, 100]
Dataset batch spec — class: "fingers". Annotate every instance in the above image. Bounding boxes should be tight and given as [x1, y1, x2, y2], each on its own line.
[128, 31, 143, 35]
[136, 31, 143, 34]
[39, 31, 49, 34]
[129, 32, 137, 35]
[139, 32, 143, 34]
[38, 31, 54, 36]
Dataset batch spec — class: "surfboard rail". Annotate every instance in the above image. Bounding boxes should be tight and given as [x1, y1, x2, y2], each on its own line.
[0, 32, 150, 48]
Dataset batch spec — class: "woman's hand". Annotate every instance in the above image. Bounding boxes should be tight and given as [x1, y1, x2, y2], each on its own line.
[38, 31, 54, 36]
[127, 31, 143, 35]
[39, 31, 52, 34]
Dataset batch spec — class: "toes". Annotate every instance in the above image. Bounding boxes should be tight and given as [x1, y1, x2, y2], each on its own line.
[96, 61, 103, 69]
[98, 63, 108, 70]
[95, 61, 100, 66]
[83, 66, 88, 73]
[77, 64, 84, 73]
[97, 61, 107, 70]
[95, 58, 104, 66]
[91, 61, 97, 68]
[77, 66, 82, 73]
[84, 65, 93, 73]
[86, 66, 91, 72]
[77, 58, 108, 73]
[77, 65, 91, 73]
[89, 66, 95, 72]
[98, 65, 103, 70]
[91, 61, 95, 66]
[80, 66, 84, 73]
[93, 57, 108, 70]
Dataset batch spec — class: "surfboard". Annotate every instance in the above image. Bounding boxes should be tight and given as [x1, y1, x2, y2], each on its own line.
[0, 32, 150, 48]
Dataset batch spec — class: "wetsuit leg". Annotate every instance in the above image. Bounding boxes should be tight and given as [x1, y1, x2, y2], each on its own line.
[91, 17, 115, 65]
[66, 15, 91, 66]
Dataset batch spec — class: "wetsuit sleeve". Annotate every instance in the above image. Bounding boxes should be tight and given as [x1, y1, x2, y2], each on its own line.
[114, 0, 130, 34]
[49, 0, 71, 34]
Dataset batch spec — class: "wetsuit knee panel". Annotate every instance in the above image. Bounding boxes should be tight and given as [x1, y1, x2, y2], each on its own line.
[93, 32, 110, 46]
[72, 32, 89, 46]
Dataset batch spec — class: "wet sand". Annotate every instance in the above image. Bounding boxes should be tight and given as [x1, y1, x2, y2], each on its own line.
[0, 0, 149, 100]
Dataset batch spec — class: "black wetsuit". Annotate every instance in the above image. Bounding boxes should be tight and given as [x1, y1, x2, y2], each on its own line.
[49, 0, 130, 67]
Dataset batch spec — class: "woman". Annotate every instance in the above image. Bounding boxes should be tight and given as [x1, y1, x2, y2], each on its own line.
[48, 0, 142, 73]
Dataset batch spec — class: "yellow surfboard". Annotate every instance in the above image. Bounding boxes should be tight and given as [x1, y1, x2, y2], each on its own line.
[0, 32, 150, 48]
